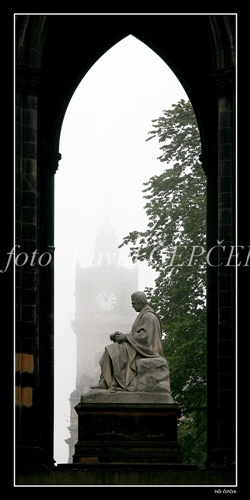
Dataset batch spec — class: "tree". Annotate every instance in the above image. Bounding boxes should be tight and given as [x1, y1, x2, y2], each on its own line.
[119, 99, 207, 466]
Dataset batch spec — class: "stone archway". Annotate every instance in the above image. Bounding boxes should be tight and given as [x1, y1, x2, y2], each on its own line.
[15, 14, 236, 481]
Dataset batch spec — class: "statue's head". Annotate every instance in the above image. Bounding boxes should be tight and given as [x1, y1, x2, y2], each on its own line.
[131, 291, 148, 306]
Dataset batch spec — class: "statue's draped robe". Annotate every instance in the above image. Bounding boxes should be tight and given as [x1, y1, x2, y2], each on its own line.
[99, 305, 165, 391]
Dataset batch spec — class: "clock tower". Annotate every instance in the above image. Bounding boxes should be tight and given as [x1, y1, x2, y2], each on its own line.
[66, 222, 138, 462]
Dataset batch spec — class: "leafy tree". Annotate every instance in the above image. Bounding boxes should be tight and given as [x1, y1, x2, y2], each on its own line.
[119, 99, 207, 466]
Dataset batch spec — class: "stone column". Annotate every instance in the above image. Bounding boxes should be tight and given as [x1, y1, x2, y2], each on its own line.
[208, 68, 236, 466]
[15, 72, 43, 464]
[38, 145, 60, 465]
[15, 69, 61, 467]
[201, 151, 219, 463]
[217, 72, 235, 463]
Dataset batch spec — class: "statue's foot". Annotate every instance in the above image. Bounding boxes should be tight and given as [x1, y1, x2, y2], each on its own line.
[90, 380, 108, 389]
[109, 387, 124, 393]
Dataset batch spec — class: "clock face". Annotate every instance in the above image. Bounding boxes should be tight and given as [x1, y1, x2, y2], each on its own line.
[96, 291, 116, 311]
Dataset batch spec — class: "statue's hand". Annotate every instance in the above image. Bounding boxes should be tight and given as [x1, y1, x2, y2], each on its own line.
[114, 332, 126, 343]
[110, 331, 120, 342]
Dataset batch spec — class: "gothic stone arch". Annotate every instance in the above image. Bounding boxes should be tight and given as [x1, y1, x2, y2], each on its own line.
[15, 14, 236, 473]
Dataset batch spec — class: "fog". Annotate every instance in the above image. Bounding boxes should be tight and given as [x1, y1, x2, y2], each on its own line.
[54, 35, 188, 464]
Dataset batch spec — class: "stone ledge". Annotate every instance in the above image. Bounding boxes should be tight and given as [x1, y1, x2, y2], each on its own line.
[16, 465, 236, 486]
[81, 390, 175, 405]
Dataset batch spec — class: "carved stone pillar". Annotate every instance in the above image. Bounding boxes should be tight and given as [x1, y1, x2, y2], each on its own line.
[15, 70, 43, 465]
[206, 68, 236, 466]
[15, 68, 61, 467]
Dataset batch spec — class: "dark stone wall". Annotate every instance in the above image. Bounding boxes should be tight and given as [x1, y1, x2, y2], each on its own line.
[14, 14, 236, 482]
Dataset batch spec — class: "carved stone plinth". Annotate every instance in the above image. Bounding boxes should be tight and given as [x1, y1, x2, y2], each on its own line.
[73, 390, 183, 465]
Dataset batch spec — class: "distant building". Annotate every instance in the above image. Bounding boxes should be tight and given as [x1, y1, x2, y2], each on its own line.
[66, 222, 138, 462]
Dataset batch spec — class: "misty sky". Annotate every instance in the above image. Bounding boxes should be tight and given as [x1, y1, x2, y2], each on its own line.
[54, 34, 188, 464]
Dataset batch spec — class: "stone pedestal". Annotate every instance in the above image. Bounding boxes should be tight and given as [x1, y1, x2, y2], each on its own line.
[73, 390, 183, 465]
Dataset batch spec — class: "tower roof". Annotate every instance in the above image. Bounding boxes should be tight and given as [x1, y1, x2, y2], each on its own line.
[94, 221, 118, 253]
[93, 221, 120, 266]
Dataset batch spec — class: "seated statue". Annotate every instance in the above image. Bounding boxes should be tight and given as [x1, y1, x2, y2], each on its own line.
[90, 291, 172, 394]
